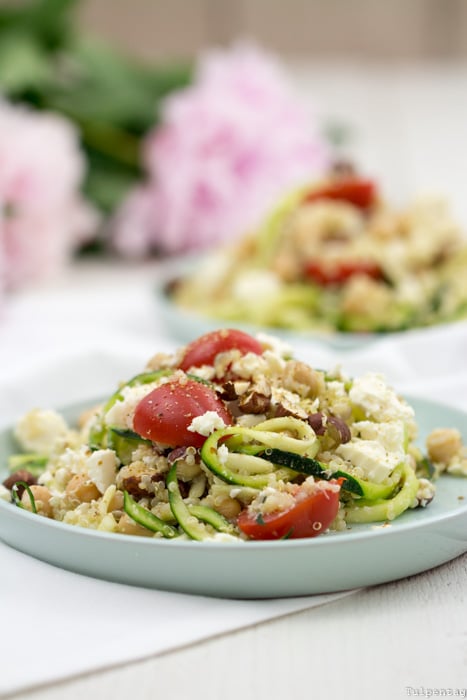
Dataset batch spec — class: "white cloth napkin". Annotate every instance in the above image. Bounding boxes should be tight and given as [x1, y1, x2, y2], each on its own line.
[1, 272, 467, 696]
[0, 542, 355, 695]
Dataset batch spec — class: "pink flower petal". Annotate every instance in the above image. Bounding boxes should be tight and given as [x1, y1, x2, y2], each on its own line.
[112, 43, 329, 256]
[0, 100, 97, 290]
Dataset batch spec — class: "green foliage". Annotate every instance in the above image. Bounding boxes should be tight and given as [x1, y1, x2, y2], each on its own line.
[0, 0, 192, 214]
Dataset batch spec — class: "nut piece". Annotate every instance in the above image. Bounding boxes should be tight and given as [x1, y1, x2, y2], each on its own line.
[219, 381, 238, 401]
[116, 461, 164, 498]
[238, 391, 271, 415]
[283, 361, 325, 398]
[307, 413, 351, 445]
[2, 470, 37, 495]
[426, 428, 462, 465]
[273, 403, 303, 420]
[327, 416, 351, 445]
[307, 413, 326, 435]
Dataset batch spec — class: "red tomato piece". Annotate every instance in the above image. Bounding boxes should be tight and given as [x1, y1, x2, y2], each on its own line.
[179, 329, 263, 372]
[305, 260, 382, 286]
[237, 483, 341, 540]
[304, 177, 377, 210]
[133, 378, 233, 448]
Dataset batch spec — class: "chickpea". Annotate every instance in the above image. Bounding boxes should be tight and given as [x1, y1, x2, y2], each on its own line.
[108, 490, 124, 512]
[21, 485, 53, 517]
[272, 251, 301, 282]
[427, 428, 462, 465]
[213, 496, 242, 520]
[176, 460, 203, 481]
[66, 474, 100, 503]
[116, 513, 154, 537]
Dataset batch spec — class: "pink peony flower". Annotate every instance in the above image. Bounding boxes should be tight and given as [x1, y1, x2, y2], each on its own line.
[112, 43, 329, 257]
[0, 100, 98, 290]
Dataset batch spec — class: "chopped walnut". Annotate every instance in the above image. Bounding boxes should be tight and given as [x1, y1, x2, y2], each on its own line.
[2, 470, 37, 495]
[238, 391, 271, 414]
[116, 461, 165, 498]
[273, 403, 304, 420]
[219, 381, 239, 401]
[283, 361, 325, 398]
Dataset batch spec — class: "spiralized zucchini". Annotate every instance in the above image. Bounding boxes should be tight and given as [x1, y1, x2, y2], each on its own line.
[171, 177, 467, 334]
[4, 328, 462, 541]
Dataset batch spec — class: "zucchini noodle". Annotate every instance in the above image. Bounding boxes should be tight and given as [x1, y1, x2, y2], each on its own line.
[4, 329, 462, 541]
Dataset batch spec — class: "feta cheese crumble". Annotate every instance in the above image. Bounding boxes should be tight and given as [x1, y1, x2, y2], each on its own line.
[87, 450, 118, 494]
[15, 409, 69, 454]
[188, 411, 227, 437]
[349, 373, 415, 424]
[336, 439, 404, 483]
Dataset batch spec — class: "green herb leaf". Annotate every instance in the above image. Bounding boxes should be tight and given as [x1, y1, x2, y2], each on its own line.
[11, 481, 37, 513]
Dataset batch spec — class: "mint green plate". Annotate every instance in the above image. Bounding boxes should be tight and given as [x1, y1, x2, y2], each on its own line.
[1, 396, 467, 599]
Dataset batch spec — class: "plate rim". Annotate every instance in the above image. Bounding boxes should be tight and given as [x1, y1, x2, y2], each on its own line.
[2, 393, 467, 597]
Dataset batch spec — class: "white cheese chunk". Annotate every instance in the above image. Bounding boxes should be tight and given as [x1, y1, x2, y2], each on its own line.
[336, 439, 403, 483]
[256, 332, 292, 358]
[349, 373, 415, 424]
[15, 409, 68, 454]
[353, 420, 406, 454]
[188, 411, 226, 437]
[232, 270, 280, 304]
[105, 384, 157, 431]
[86, 449, 118, 494]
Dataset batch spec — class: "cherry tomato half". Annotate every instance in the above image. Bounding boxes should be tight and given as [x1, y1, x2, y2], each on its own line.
[237, 483, 341, 540]
[304, 177, 377, 210]
[133, 378, 233, 448]
[305, 260, 382, 286]
[179, 329, 263, 372]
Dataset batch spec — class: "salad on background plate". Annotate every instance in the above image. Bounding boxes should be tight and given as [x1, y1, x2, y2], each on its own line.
[2, 329, 466, 543]
[169, 167, 467, 338]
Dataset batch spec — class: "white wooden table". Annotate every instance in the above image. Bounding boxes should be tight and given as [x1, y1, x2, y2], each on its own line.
[14, 554, 467, 700]
[3, 62, 467, 700]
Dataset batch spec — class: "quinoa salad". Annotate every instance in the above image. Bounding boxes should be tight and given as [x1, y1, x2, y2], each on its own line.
[2, 329, 466, 542]
[171, 169, 467, 334]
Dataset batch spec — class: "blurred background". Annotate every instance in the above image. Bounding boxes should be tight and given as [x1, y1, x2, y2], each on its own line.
[74, 0, 467, 215]
[0, 1, 467, 391]
[78, 0, 467, 63]
[1, 0, 466, 293]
